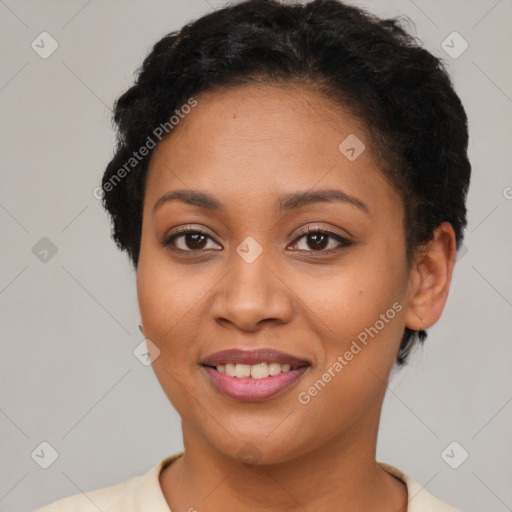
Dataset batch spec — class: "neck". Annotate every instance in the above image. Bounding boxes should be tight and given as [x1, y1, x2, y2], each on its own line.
[159, 402, 407, 511]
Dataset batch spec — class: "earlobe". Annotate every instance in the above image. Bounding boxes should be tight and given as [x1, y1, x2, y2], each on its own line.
[404, 222, 457, 331]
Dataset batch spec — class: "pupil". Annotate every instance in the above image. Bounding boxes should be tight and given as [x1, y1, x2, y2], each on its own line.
[309, 233, 328, 250]
[183, 232, 330, 251]
[187, 233, 206, 249]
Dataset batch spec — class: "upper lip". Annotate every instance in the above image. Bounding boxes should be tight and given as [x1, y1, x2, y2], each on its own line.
[202, 348, 310, 367]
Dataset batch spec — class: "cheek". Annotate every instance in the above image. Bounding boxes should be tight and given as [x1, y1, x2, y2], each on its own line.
[136, 250, 206, 404]
[290, 274, 406, 452]
[291, 239, 408, 391]
[137, 242, 211, 343]
[290, 248, 406, 348]
[136, 253, 209, 417]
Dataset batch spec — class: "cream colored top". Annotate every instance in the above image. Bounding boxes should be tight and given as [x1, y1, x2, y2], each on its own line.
[35, 453, 461, 511]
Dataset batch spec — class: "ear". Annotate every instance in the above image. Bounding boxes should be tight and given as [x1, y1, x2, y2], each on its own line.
[405, 222, 457, 331]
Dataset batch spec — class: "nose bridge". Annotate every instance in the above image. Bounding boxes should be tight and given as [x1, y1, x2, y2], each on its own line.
[212, 235, 292, 330]
[232, 237, 272, 298]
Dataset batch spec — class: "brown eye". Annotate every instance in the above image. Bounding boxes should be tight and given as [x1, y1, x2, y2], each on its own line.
[182, 232, 208, 250]
[290, 228, 352, 253]
[306, 232, 329, 250]
[161, 227, 221, 252]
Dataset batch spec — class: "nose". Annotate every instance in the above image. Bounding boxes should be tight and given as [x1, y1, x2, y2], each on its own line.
[210, 245, 294, 333]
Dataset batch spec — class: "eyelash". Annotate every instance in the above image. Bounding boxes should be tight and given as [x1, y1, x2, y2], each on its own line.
[160, 225, 353, 256]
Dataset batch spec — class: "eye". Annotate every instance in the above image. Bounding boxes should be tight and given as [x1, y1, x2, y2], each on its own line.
[160, 225, 352, 255]
[160, 226, 221, 253]
[289, 226, 352, 254]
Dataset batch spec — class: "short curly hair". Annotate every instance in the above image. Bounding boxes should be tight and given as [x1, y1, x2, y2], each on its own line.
[100, 0, 471, 366]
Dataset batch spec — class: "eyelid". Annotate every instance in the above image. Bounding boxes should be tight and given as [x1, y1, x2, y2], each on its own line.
[160, 225, 222, 250]
[289, 225, 353, 254]
[292, 223, 353, 242]
[160, 223, 353, 254]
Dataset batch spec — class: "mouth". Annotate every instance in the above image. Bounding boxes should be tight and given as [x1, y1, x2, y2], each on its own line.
[201, 349, 310, 401]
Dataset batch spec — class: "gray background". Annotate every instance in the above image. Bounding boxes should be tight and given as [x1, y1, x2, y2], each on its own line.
[0, 0, 511, 511]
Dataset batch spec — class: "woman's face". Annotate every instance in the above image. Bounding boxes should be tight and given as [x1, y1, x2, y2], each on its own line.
[137, 83, 413, 463]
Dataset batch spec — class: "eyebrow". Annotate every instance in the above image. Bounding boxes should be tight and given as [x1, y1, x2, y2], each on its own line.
[279, 189, 368, 213]
[152, 188, 369, 214]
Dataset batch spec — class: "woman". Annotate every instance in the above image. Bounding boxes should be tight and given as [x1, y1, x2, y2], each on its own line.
[36, 0, 470, 510]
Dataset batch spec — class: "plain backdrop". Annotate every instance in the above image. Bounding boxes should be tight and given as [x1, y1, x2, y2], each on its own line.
[0, 1, 511, 511]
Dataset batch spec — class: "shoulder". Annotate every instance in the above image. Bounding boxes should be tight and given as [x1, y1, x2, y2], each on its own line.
[34, 454, 182, 512]
[378, 462, 462, 512]
[34, 475, 141, 512]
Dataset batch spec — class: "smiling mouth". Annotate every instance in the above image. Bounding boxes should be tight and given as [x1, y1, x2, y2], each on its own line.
[204, 362, 306, 379]
[201, 349, 310, 401]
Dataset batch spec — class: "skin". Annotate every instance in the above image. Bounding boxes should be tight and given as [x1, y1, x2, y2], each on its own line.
[136, 82, 456, 511]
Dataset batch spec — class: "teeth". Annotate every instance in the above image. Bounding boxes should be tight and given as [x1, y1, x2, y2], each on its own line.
[269, 363, 282, 376]
[235, 364, 251, 378]
[216, 362, 298, 378]
[251, 362, 269, 379]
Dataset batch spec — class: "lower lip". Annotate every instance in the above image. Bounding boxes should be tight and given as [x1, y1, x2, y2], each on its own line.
[202, 366, 309, 401]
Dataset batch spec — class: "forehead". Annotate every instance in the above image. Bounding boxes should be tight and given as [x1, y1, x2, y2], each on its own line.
[144, 82, 399, 217]
[156, 82, 364, 159]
